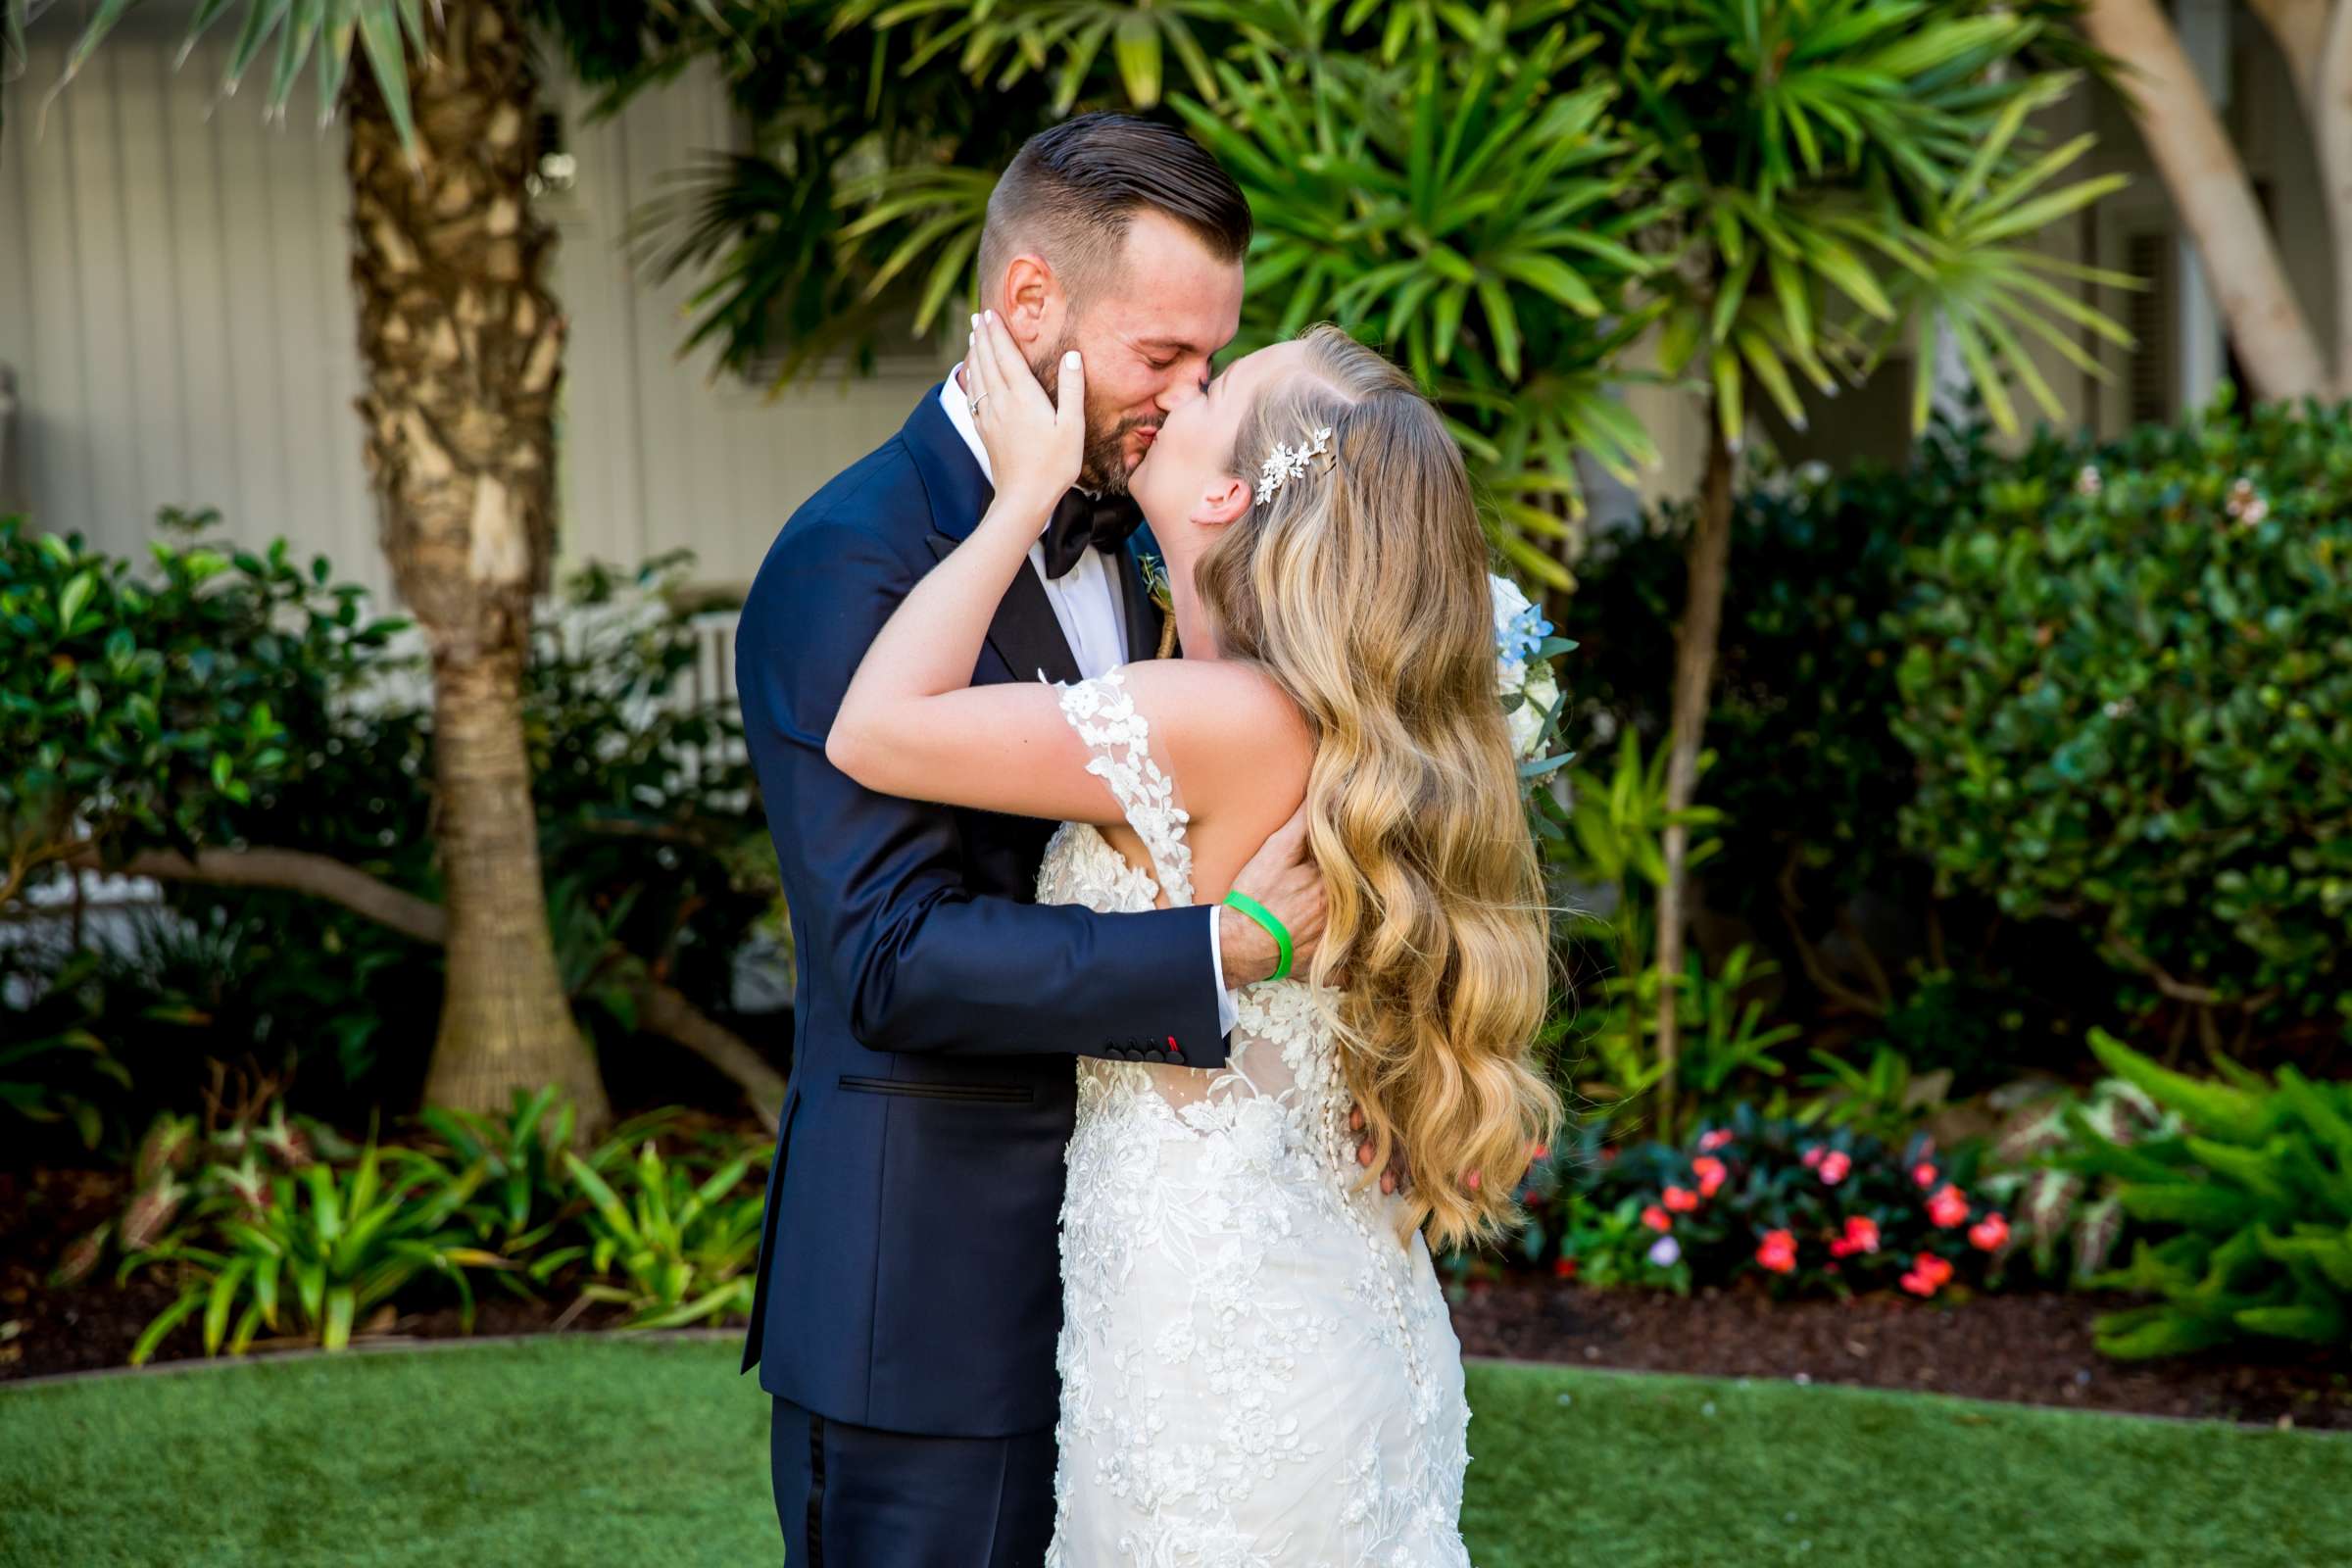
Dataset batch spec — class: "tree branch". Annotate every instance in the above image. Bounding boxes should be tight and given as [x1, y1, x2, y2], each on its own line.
[2320, 0, 2352, 381]
[2082, 0, 2333, 399]
[2245, 0, 2328, 115]
[59, 845, 786, 1131]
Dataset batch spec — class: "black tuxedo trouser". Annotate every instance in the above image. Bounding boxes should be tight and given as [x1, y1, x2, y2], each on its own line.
[769, 1396, 1055, 1567]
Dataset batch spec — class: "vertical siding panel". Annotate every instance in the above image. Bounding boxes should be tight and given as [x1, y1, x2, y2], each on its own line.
[166, 39, 247, 527]
[543, 68, 637, 577]
[65, 45, 143, 553]
[260, 92, 337, 562]
[18, 40, 95, 538]
[114, 42, 192, 516]
[688, 61, 742, 560]
[212, 61, 294, 544]
[623, 79, 693, 568]
[0, 56, 36, 516]
[308, 101, 375, 594]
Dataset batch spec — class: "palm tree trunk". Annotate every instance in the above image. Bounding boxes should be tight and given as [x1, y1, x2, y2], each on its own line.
[1654, 398, 1737, 1145]
[344, 0, 609, 1138]
[2080, 0, 2332, 400]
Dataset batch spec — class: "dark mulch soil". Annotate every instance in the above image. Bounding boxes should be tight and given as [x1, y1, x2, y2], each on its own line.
[1448, 1274, 2352, 1432]
[10, 1159, 2350, 1431]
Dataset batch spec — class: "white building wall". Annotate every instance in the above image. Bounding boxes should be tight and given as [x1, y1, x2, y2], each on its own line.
[0, 10, 943, 599]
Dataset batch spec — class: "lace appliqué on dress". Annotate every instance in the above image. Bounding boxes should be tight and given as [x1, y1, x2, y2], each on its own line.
[1050, 664, 1194, 906]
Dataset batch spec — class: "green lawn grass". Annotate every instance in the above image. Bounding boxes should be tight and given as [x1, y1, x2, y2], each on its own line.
[1, 1337, 2343, 1567]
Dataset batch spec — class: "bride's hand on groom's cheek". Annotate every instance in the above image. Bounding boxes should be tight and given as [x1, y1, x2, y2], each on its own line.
[967, 309, 1083, 513]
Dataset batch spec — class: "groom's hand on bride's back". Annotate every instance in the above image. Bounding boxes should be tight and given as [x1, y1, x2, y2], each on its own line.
[1217, 801, 1326, 990]
[1218, 804, 1407, 1197]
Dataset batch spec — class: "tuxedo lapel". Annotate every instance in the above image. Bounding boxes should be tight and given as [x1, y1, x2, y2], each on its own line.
[902, 383, 1084, 688]
[924, 529, 1084, 687]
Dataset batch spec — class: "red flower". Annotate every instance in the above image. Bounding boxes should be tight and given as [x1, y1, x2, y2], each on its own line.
[1927, 1183, 1970, 1229]
[1663, 1184, 1700, 1213]
[1698, 1128, 1736, 1152]
[1553, 1255, 1579, 1280]
[1755, 1229, 1798, 1274]
[1817, 1150, 1852, 1186]
[1912, 1161, 1938, 1188]
[1691, 1155, 1728, 1199]
[1641, 1203, 1673, 1233]
[1969, 1211, 2010, 1251]
[1827, 1215, 1881, 1257]
[1800, 1145, 1826, 1168]
[1899, 1252, 1954, 1298]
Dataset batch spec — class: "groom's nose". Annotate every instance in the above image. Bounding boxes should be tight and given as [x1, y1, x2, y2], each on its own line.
[1158, 368, 1209, 412]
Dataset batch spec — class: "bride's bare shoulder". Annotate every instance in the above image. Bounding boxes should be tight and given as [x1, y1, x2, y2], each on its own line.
[1117, 659, 1312, 793]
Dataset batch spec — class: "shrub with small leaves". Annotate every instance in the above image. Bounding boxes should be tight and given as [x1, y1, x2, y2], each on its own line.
[1886, 399, 2352, 1050]
[0, 511, 401, 908]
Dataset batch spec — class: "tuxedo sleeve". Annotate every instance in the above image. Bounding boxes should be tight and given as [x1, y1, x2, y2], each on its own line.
[736, 515, 1230, 1069]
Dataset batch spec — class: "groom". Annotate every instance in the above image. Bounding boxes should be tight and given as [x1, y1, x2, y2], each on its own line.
[735, 114, 1329, 1564]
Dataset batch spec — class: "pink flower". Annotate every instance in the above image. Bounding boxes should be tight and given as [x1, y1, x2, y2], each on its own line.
[1927, 1183, 1970, 1229]
[1827, 1215, 1881, 1257]
[1663, 1184, 1700, 1213]
[1641, 1204, 1673, 1233]
[1756, 1229, 1798, 1274]
[1969, 1212, 2010, 1251]
[1817, 1151, 1852, 1186]
[1899, 1252, 1954, 1298]
[1912, 1161, 1938, 1188]
[1698, 1129, 1736, 1152]
[1801, 1145, 1827, 1168]
[1691, 1155, 1728, 1199]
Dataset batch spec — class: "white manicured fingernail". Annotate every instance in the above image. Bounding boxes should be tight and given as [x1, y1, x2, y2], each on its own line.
[1064, 351, 1080, 368]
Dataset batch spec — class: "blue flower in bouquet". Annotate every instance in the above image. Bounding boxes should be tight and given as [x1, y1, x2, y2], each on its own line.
[1490, 573, 1565, 760]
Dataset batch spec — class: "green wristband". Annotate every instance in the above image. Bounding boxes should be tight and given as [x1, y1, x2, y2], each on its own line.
[1221, 889, 1294, 983]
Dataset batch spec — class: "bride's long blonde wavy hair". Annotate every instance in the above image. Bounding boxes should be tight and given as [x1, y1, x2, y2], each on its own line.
[1196, 323, 1561, 1253]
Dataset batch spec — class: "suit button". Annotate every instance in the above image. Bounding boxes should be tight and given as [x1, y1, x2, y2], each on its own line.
[1167, 1050, 1186, 1065]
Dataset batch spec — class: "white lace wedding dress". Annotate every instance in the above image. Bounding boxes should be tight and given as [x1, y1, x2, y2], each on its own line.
[1034, 665, 1475, 1567]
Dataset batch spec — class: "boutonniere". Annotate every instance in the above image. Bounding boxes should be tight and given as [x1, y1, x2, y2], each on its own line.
[1138, 548, 1179, 659]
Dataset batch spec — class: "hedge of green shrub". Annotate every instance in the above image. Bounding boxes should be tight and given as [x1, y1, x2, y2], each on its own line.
[1887, 399, 2352, 1052]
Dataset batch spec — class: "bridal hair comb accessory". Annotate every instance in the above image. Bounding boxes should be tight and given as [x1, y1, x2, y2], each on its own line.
[1255, 426, 1336, 504]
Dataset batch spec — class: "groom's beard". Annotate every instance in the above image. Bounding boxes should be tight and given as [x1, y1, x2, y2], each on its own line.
[1031, 342, 1157, 495]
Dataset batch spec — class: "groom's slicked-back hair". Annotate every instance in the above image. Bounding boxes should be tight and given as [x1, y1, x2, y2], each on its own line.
[978, 112, 1251, 311]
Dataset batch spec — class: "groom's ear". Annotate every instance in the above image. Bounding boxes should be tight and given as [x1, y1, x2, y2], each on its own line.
[999, 253, 1062, 347]
[1196, 475, 1252, 530]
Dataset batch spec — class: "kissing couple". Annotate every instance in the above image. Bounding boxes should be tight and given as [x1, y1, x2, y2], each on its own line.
[735, 110, 1559, 1565]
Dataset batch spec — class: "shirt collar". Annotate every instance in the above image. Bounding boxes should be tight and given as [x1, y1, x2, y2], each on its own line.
[941, 363, 996, 488]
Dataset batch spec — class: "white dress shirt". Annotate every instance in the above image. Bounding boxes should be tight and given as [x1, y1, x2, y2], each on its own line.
[942, 368, 1240, 1039]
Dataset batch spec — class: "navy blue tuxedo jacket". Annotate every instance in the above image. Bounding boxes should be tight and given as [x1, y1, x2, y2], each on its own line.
[734, 387, 1227, 1437]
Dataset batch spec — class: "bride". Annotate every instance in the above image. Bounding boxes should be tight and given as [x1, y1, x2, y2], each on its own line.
[826, 312, 1559, 1563]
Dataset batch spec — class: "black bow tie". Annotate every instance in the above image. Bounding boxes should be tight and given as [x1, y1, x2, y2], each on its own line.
[1038, 487, 1144, 579]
